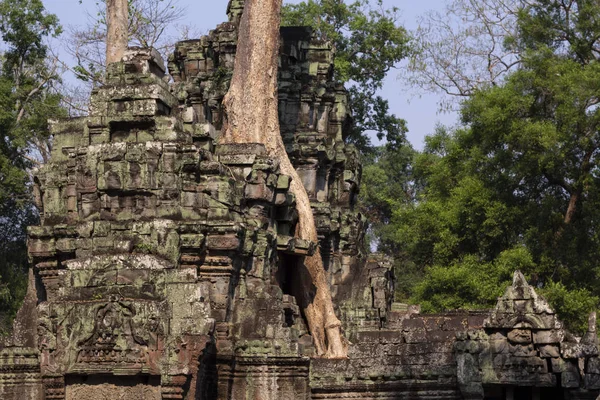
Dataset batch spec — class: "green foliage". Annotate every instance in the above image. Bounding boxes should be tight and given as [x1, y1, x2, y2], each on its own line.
[0, 0, 61, 76]
[0, 201, 36, 334]
[134, 242, 155, 254]
[282, 0, 410, 152]
[361, 0, 600, 332]
[360, 137, 418, 300]
[386, 112, 600, 327]
[0, 0, 63, 202]
[0, 0, 63, 333]
[412, 248, 534, 313]
[541, 281, 599, 335]
[361, 138, 415, 231]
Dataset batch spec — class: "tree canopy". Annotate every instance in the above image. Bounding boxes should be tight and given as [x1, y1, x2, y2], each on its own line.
[361, 0, 600, 333]
[0, 0, 64, 333]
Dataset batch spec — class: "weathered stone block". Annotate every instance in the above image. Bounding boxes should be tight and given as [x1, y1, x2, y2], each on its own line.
[561, 341, 584, 359]
[403, 328, 428, 344]
[92, 236, 114, 250]
[551, 357, 574, 373]
[28, 238, 56, 257]
[206, 234, 240, 250]
[507, 328, 532, 344]
[562, 371, 581, 388]
[245, 182, 274, 201]
[508, 343, 536, 357]
[490, 339, 509, 354]
[586, 373, 600, 390]
[427, 329, 456, 343]
[180, 233, 205, 248]
[538, 344, 560, 358]
[533, 329, 564, 344]
[93, 221, 111, 237]
[401, 318, 425, 330]
[56, 238, 77, 253]
[277, 174, 291, 190]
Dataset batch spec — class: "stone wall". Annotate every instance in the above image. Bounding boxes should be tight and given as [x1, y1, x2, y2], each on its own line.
[456, 272, 600, 399]
[311, 272, 600, 399]
[0, 2, 598, 400]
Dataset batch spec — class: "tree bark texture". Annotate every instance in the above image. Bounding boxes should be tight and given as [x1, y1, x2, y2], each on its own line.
[220, 0, 347, 358]
[106, 0, 129, 64]
[564, 189, 580, 225]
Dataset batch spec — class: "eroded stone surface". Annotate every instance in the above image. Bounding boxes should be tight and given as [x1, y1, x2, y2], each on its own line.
[0, 2, 598, 400]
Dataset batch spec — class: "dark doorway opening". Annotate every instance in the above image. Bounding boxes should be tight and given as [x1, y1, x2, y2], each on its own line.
[483, 385, 565, 400]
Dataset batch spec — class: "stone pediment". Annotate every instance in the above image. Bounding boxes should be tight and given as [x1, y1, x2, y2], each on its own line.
[485, 271, 560, 330]
[76, 296, 160, 365]
[38, 296, 167, 376]
[456, 271, 600, 398]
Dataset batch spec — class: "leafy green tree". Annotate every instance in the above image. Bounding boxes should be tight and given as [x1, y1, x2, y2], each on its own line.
[412, 247, 535, 312]
[359, 134, 419, 299]
[282, 0, 410, 152]
[541, 281, 599, 335]
[0, 201, 37, 333]
[0, 0, 64, 332]
[284, 1, 417, 298]
[366, 0, 600, 333]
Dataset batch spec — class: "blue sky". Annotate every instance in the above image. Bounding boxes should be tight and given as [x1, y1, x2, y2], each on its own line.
[44, 0, 457, 150]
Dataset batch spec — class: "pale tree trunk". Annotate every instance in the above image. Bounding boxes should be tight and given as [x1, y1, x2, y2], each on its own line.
[563, 189, 581, 225]
[557, 148, 593, 238]
[106, 0, 129, 64]
[221, 0, 347, 358]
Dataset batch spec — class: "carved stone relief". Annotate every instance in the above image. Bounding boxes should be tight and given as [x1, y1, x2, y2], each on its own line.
[66, 383, 161, 400]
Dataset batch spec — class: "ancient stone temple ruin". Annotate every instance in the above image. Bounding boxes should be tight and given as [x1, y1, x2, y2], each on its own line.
[1, 2, 600, 399]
